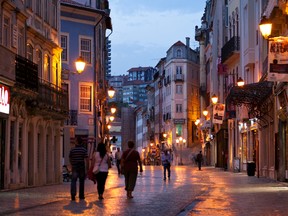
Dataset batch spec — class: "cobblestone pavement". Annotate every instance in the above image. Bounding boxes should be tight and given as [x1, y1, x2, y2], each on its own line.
[0, 165, 288, 216]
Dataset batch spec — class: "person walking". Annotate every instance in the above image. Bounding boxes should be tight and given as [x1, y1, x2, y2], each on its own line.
[196, 151, 203, 170]
[121, 141, 143, 199]
[115, 147, 122, 175]
[92, 142, 112, 200]
[69, 137, 88, 201]
[161, 149, 172, 180]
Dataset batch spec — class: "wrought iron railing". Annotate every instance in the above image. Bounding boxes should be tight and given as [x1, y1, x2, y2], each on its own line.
[15, 55, 38, 91]
[221, 36, 240, 63]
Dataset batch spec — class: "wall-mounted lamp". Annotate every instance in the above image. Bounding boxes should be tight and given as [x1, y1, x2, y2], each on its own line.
[237, 77, 245, 87]
[203, 110, 208, 117]
[163, 132, 167, 138]
[108, 86, 116, 98]
[259, 16, 272, 39]
[211, 94, 218, 104]
[110, 107, 116, 114]
[107, 124, 111, 130]
[75, 56, 86, 74]
[109, 116, 115, 122]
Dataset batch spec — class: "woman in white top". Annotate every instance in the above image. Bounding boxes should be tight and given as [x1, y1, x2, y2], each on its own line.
[93, 142, 111, 200]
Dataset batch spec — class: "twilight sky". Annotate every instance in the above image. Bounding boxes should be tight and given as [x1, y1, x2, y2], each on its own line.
[109, 0, 207, 75]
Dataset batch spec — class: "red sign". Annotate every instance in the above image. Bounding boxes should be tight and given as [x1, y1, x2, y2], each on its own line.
[0, 84, 10, 114]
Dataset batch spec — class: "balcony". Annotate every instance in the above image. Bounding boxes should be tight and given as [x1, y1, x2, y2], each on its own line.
[65, 110, 78, 126]
[15, 55, 38, 91]
[14, 55, 68, 119]
[174, 74, 184, 82]
[221, 36, 240, 64]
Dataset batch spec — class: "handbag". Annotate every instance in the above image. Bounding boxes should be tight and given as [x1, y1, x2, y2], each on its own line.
[87, 165, 96, 184]
[93, 155, 104, 174]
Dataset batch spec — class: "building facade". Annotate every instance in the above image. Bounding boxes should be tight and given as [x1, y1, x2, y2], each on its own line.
[60, 0, 112, 164]
[197, 0, 288, 182]
[0, 0, 65, 189]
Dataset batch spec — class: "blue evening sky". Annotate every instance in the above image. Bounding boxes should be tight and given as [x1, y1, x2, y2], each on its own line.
[109, 0, 207, 75]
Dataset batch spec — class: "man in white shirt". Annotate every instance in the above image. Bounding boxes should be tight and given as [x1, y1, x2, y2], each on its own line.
[115, 147, 122, 175]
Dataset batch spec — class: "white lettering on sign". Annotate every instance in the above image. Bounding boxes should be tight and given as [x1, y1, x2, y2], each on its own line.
[0, 85, 10, 114]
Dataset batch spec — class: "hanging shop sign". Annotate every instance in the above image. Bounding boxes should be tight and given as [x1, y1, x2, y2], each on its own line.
[212, 103, 225, 124]
[0, 84, 10, 114]
[268, 36, 288, 82]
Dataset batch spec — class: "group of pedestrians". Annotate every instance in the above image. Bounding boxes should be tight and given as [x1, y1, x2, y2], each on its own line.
[68, 138, 143, 201]
[69, 138, 204, 201]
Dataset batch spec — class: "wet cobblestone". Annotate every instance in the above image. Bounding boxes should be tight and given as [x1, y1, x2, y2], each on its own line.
[1, 166, 288, 216]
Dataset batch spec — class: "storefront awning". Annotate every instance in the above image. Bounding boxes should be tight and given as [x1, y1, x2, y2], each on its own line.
[226, 81, 274, 119]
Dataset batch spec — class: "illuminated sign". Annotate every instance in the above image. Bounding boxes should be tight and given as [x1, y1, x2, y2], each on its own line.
[0, 84, 10, 114]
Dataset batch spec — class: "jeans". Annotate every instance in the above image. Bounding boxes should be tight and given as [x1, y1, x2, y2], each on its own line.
[70, 165, 86, 198]
[163, 164, 171, 179]
[116, 159, 121, 174]
[96, 172, 108, 195]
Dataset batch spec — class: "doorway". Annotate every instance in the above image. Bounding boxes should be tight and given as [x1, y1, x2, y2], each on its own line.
[0, 118, 6, 189]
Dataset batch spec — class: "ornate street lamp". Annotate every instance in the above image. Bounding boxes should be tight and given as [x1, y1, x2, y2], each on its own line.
[203, 110, 208, 117]
[75, 56, 86, 74]
[110, 107, 116, 114]
[211, 94, 218, 105]
[259, 16, 272, 39]
[108, 86, 116, 99]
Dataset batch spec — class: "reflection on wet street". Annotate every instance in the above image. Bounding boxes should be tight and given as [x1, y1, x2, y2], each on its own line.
[1, 166, 288, 216]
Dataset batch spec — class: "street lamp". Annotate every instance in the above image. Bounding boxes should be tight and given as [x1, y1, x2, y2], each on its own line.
[211, 94, 218, 105]
[110, 107, 116, 114]
[259, 16, 272, 39]
[108, 86, 116, 99]
[75, 56, 86, 74]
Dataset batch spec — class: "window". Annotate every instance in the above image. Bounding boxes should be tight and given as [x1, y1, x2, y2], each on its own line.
[176, 124, 182, 137]
[176, 85, 183, 94]
[44, 54, 50, 82]
[27, 44, 33, 61]
[18, 27, 25, 56]
[3, 16, 10, 47]
[176, 66, 182, 74]
[80, 38, 92, 64]
[61, 35, 68, 61]
[176, 104, 182, 113]
[25, 0, 32, 9]
[52, 0, 57, 28]
[36, 0, 42, 17]
[176, 49, 182, 58]
[44, 0, 49, 23]
[80, 84, 92, 112]
[36, 49, 43, 79]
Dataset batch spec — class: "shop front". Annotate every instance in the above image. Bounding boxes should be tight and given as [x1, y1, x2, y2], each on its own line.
[0, 83, 10, 189]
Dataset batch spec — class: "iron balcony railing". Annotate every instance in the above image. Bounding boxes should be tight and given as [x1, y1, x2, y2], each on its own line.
[15, 55, 68, 118]
[221, 36, 240, 63]
[15, 55, 38, 91]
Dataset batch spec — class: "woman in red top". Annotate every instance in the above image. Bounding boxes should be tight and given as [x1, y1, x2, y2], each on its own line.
[121, 141, 143, 198]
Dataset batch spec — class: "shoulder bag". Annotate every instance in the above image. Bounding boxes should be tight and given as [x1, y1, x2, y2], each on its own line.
[120, 149, 133, 174]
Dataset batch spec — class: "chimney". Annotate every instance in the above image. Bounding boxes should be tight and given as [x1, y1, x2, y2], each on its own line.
[186, 37, 190, 48]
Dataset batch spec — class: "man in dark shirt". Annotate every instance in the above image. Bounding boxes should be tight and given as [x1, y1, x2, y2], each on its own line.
[69, 137, 88, 201]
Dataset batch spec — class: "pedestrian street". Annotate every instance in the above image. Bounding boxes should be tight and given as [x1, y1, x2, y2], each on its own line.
[1, 166, 288, 216]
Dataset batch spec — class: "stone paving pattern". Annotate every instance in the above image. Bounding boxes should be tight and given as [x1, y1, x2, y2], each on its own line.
[0, 166, 288, 216]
